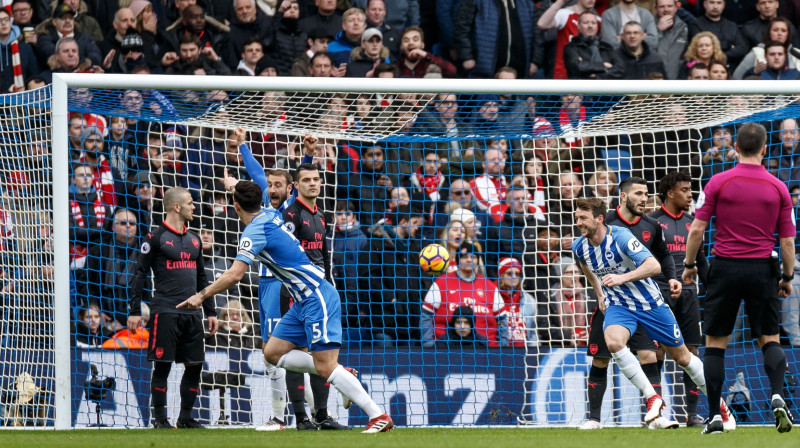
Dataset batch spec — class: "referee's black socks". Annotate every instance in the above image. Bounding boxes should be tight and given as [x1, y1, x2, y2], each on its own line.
[762, 341, 787, 396]
[587, 365, 607, 421]
[179, 364, 202, 421]
[151, 362, 172, 421]
[704, 347, 726, 418]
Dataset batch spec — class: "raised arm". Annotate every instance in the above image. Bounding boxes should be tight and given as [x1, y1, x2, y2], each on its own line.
[538, 0, 567, 30]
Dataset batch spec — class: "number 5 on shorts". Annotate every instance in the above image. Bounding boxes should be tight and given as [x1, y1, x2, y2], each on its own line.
[312, 322, 322, 342]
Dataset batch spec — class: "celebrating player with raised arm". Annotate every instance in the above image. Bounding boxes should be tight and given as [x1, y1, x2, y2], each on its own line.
[572, 197, 711, 430]
[177, 181, 393, 433]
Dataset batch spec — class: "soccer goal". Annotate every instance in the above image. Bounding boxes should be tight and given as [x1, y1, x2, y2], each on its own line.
[0, 75, 798, 429]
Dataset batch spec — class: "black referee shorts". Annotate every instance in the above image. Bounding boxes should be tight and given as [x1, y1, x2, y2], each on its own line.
[586, 306, 657, 358]
[661, 288, 702, 346]
[702, 257, 781, 338]
[147, 312, 206, 364]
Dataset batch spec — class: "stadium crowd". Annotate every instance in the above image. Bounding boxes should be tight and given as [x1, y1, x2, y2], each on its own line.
[0, 0, 797, 351]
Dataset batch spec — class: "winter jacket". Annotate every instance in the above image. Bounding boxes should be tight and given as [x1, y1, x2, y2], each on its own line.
[689, 16, 749, 64]
[744, 65, 800, 80]
[616, 41, 666, 79]
[600, 5, 659, 50]
[352, 0, 419, 30]
[484, 211, 539, 280]
[656, 16, 688, 80]
[0, 28, 39, 92]
[328, 30, 361, 67]
[36, 27, 102, 68]
[345, 46, 392, 77]
[452, 0, 536, 78]
[733, 44, 800, 79]
[298, 13, 342, 41]
[273, 16, 307, 76]
[225, 11, 275, 71]
[563, 34, 624, 79]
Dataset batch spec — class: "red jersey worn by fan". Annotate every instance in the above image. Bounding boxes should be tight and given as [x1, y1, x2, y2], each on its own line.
[470, 174, 508, 212]
[553, 9, 602, 79]
[422, 272, 504, 347]
[78, 153, 117, 207]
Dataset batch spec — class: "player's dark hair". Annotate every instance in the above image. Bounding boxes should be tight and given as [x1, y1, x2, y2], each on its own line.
[266, 169, 292, 185]
[294, 163, 319, 181]
[575, 197, 606, 219]
[618, 176, 648, 194]
[657, 171, 693, 202]
[233, 181, 263, 213]
[737, 122, 767, 156]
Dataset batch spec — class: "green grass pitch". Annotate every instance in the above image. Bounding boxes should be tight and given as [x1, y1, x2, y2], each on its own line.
[0, 427, 796, 448]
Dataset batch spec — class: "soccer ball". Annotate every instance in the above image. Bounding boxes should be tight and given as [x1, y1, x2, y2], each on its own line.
[419, 244, 450, 275]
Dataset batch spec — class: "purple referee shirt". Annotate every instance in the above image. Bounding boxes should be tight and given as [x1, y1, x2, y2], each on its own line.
[695, 163, 795, 258]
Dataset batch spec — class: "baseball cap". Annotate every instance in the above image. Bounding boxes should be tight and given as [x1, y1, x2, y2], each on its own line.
[308, 27, 334, 41]
[133, 171, 153, 185]
[53, 3, 75, 19]
[362, 28, 383, 42]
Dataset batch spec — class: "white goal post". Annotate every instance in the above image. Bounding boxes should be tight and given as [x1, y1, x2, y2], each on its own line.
[45, 75, 800, 429]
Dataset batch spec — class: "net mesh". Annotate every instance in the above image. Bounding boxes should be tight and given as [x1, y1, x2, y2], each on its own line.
[2, 83, 800, 427]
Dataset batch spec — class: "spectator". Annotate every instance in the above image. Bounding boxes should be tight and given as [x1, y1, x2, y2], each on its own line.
[687, 61, 710, 79]
[298, 0, 342, 39]
[273, 0, 306, 76]
[76, 123, 116, 207]
[450, 207, 484, 250]
[439, 219, 465, 273]
[410, 148, 444, 203]
[58, 0, 104, 43]
[69, 164, 112, 269]
[396, 26, 456, 78]
[421, 241, 503, 348]
[72, 301, 113, 347]
[434, 178, 491, 231]
[709, 59, 730, 78]
[12, 1, 39, 34]
[99, 7, 135, 68]
[123, 171, 155, 237]
[743, 41, 800, 79]
[199, 219, 239, 310]
[741, 0, 799, 49]
[226, 0, 275, 72]
[688, 0, 748, 66]
[558, 94, 587, 147]
[206, 299, 259, 349]
[470, 147, 508, 214]
[105, 115, 138, 193]
[85, 208, 141, 329]
[0, 8, 39, 93]
[103, 29, 149, 74]
[563, 11, 624, 79]
[343, 145, 395, 227]
[678, 31, 727, 79]
[436, 305, 489, 348]
[415, 93, 468, 158]
[329, 201, 370, 330]
[655, 0, 689, 80]
[35, 4, 102, 69]
[550, 263, 589, 347]
[452, 0, 536, 79]
[769, 118, 800, 187]
[485, 187, 539, 279]
[782, 0, 800, 26]
[537, 0, 598, 79]
[131, 0, 169, 73]
[327, 7, 366, 67]
[235, 36, 265, 76]
[733, 17, 799, 79]
[353, 0, 418, 31]
[164, 4, 231, 65]
[367, 204, 426, 344]
[360, 0, 401, 59]
[495, 257, 538, 347]
[616, 21, 667, 79]
[290, 26, 333, 77]
[549, 170, 584, 232]
[345, 27, 392, 77]
[588, 166, 618, 208]
[163, 33, 231, 75]
[600, 0, 659, 51]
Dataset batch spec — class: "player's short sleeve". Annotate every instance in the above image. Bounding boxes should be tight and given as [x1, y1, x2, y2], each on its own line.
[571, 238, 586, 264]
[554, 9, 571, 29]
[235, 220, 269, 265]
[777, 181, 796, 238]
[614, 227, 653, 266]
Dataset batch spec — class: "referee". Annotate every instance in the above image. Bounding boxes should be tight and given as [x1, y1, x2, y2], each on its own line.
[683, 122, 794, 434]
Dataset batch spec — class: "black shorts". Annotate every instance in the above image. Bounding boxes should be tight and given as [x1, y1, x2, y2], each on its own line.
[702, 257, 781, 338]
[586, 306, 657, 358]
[661, 288, 702, 346]
[147, 312, 205, 363]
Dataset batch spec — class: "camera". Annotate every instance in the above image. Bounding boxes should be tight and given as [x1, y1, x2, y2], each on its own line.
[83, 364, 116, 403]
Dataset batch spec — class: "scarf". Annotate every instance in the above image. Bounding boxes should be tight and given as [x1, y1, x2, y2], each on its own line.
[414, 166, 443, 196]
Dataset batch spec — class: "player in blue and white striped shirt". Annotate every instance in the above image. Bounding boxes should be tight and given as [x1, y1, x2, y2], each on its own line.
[572, 197, 710, 425]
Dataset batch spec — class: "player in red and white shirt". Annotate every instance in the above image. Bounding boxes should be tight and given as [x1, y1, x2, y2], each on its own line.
[470, 148, 507, 212]
[421, 242, 504, 347]
[495, 258, 539, 347]
[538, 0, 601, 79]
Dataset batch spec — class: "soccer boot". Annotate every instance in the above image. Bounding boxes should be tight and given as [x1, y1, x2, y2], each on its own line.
[341, 367, 359, 410]
[176, 418, 205, 429]
[772, 394, 794, 433]
[648, 416, 680, 430]
[720, 399, 736, 431]
[255, 417, 285, 431]
[578, 420, 603, 430]
[296, 418, 319, 430]
[701, 415, 724, 434]
[686, 414, 705, 427]
[152, 419, 175, 429]
[644, 395, 664, 423]
[362, 413, 394, 433]
[314, 414, 350, 430]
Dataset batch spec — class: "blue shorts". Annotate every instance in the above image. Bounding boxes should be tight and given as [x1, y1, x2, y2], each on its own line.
[603, 304, 684, 347]
[271, 281, 342, 350]
[258, 277, 283, 342]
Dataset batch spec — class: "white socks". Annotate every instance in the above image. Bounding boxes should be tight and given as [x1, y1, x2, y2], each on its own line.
[612, 347, 657, 398]
[328, 364, 382, 419]
[303, 373, 315, 412]
[681, 353, 707, 395]
[277, 350, 319, 375]
[265, 361, 287, 421]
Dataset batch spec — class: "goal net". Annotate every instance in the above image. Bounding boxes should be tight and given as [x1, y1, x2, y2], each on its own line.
[1, 76, 798, 428]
